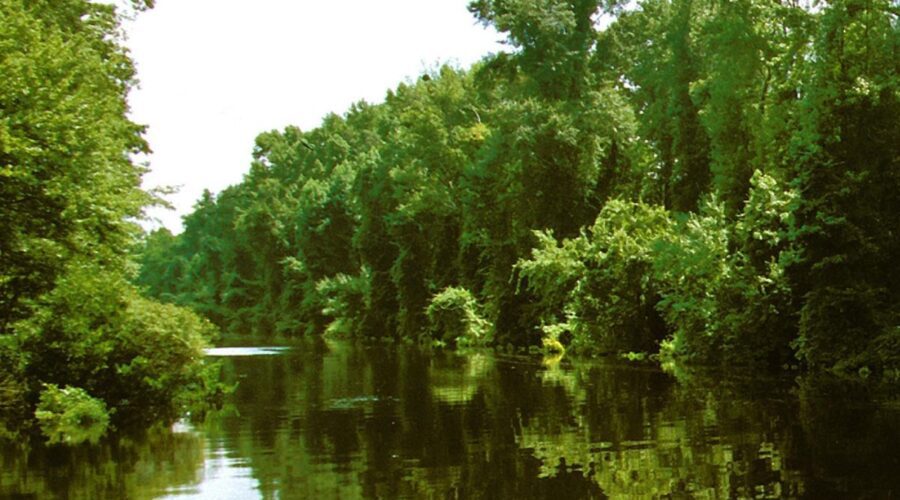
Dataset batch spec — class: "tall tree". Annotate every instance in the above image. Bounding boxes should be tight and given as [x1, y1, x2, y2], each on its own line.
[0, 0, 150, 332]
[1, 0, 219, 432]
[789, 0, 900, 367]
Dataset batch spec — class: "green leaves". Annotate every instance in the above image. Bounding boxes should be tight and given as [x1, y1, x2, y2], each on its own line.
[654, 173, 798, 365]
[517, 201, 672, 354]
[0, 0, 224, 437]
[137, 0, 899, 374]
[0, 0, 148, 331]
[426, 287, 491, 347]
[470, 0, 600, 98]
[35, 384, 109, 445]
[786, 0, 900, 369]
[517, 175, 798, 364]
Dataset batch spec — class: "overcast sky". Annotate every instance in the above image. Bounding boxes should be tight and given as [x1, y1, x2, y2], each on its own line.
[123, 0, 504, 232]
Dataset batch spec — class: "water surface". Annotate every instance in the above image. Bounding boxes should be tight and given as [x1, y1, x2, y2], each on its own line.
[3, 341, 900, 498]
[204, 346, 291, 357]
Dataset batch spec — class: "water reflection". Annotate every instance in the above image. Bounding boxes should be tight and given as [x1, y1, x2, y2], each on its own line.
[3, 341, 900, 498]
[0, 424, 205, 499]
[204, 347, 291, 357]
[157, 444, 258, 500]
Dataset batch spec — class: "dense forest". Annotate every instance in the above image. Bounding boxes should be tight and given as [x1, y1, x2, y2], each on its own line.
[0, 0, 220, 443]
[138, 0, 899, 374]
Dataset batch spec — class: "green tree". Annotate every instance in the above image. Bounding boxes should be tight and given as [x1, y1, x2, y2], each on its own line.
[788, 0, 900, 369]
[1, 0, 219, 433]
[469, 0, 601, 99]
[135, 0, 900, 374]
[0, 0, 149, 332]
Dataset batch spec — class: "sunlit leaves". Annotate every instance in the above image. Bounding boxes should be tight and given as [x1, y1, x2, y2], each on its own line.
[137, 0, 900, 373]
[0, 0, 222, 435]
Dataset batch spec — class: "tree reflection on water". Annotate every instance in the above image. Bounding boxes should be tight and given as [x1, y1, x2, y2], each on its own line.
[3, 341, 900, 499]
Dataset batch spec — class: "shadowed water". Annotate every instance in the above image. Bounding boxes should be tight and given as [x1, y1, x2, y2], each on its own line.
[3, 340, 900, 499]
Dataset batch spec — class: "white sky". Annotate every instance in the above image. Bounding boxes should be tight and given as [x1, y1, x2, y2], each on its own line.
[123, 1, 504, 233]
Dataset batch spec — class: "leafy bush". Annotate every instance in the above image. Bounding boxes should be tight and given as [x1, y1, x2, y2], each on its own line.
[518, 200, 672, 354]
[111, 295, 221, 419]
[567, 201, 672, 353]
[315, 270, 371, 337]
[655, 172, 798, 365]
[17, 264, 221, 425]
[426, 287, 491, 347]
[0, 0, 224, 438]
[826, 325, 900, 379]
[516, 175, 797, 363]
[654, 199, 732, 360]
[516, 230, 588, 327]
[723, 172, 798, 364]
[35, 384, 110, 445]
[796, 285, 884, 369]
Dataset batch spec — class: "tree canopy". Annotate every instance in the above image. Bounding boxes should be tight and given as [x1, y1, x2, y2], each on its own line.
[137, 0, 899, 375]
[1, 0, 219, 442]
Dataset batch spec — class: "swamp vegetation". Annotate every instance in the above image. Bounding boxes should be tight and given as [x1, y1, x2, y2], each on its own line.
[137, 0, 899, 373]
[1, 0, 899, 483]
[1, 0, 220, 443]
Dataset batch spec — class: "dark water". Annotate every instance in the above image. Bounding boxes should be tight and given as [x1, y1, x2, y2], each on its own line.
[3, 341, 900, 499]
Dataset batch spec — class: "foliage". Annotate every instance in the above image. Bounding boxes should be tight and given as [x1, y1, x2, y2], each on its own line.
[653, 199, 732, 359]
[518, 201, 672, 354]
[426, 287, 491, 347]
[315, 271, 370, 338]
[0, 0, 150, 333]
[568, 201, 672, 353]
[516, 229, 588, 343]
[135, 0, 900, 373]
[134, 228, 181, 302]
[0, 0, 221, 438]
[0, 337, 28, 438]
[34, 384, 110, 445]
[16, 264, 220, 424]
[655, 172, 797, 365]
[785, 0, 900, 369]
